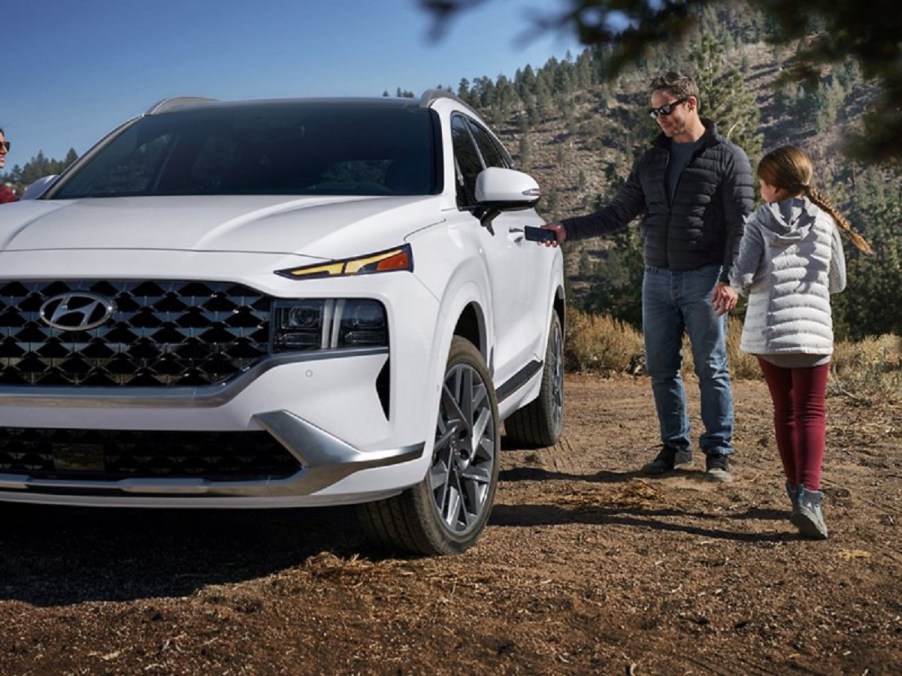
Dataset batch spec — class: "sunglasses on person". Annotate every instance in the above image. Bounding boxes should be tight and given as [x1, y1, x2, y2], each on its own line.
[0, 140, 9, 152]
[648, 97, 689, 119]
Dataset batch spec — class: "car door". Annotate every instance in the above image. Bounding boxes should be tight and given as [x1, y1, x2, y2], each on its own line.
[450, 114, 550, 388]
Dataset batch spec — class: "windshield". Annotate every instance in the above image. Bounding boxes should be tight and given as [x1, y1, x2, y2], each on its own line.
[51, 102, 441, 198]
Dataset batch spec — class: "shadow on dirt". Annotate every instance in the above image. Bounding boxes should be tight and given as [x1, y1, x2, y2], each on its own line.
[0, 503, 373, 606]
[496, 463, 793, 541]
[500, 466, 646, 483]
[489, 503, 794, 544]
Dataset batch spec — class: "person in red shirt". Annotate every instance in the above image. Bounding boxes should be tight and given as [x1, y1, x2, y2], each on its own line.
[0, 128, 7, 170]
[0, 128, 16, 203]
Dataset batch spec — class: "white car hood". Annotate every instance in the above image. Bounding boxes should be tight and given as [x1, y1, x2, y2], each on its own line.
[0, 195, 439, 259]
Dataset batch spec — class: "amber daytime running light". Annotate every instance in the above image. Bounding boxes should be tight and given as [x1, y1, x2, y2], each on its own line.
[276, 245, 413, 280]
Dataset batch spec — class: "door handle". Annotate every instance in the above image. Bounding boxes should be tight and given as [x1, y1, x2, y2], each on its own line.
[508, 227, 525, 242]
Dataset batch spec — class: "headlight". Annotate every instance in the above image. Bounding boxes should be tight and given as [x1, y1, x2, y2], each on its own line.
[275, 244, 413, 279]
[272, 299, 388, 352]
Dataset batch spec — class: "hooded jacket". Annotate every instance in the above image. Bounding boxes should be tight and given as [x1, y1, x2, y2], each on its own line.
[561, 119, 755, 283]
[730, 197, 846, 356]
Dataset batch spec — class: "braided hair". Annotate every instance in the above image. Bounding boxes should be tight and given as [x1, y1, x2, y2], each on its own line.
[756, 145, 873, 255]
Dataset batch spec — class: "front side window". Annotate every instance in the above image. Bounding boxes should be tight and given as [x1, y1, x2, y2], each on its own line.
[467, 121, 510, 170]
[451, 115, 483, 208]
[451, 113, 514, 209]
[51, 104, 440, 199]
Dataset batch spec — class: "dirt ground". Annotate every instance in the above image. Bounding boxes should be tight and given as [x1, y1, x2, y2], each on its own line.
[0, 373, 899, 675]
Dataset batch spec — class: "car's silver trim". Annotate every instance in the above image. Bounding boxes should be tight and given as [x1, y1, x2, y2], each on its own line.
[0, 347, 388, 408]
[0, 488, 403, 509]
[0, 409, 425, 500]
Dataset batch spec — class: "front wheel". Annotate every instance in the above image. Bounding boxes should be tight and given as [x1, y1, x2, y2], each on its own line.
[357, 337, 500, 555]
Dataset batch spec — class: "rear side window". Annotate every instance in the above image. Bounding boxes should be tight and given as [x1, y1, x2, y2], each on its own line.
[51, 104, 441, 198]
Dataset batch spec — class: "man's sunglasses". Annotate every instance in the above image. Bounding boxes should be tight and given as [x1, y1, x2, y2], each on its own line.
[649, 97, 689, 119]
[0, 141, 9, 152]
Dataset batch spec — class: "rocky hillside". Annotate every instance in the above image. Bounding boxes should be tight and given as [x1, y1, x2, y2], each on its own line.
[478, 37, 880, 297]
[495, 50, 870, 223]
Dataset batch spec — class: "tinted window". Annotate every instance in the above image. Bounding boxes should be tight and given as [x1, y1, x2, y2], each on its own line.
[52, 103, 440, 198]
[451, 115, 482, 207]
[467, 120, 509, 169]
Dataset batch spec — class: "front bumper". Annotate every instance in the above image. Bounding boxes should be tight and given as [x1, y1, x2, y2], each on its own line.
[0, 408, 424, 508]
[0, 346, 437, 508]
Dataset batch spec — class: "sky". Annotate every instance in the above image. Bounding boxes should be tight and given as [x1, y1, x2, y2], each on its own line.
[5, 0, 583, 170]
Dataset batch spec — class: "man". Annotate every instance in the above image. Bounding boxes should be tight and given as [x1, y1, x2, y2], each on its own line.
[543, 71, 754, 481]
[0, 128, 15, 204]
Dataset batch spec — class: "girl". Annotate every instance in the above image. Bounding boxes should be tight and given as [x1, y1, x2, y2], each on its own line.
[730, 145, 872, 540]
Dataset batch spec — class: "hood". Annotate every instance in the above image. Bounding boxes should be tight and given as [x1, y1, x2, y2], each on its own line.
[750, 197, 818, 245]
[0, 194, 440, 259]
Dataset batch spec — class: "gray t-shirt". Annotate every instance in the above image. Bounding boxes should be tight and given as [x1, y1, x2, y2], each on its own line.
[666, 139, 702, 202]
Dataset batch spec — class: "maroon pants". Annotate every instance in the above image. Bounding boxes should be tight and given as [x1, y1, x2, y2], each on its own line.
[757, 359, 830, 491]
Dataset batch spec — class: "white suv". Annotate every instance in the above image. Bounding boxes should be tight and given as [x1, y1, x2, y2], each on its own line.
[0, 91, 564, 555]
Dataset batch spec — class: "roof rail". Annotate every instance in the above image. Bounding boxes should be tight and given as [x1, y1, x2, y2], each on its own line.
[419, 88, 485, 119]
[419, 88, 465, 108]
[145, 97, 219, 115]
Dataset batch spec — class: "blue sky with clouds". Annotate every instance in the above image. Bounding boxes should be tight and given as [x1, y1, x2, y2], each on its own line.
[5, 0, 582, 169]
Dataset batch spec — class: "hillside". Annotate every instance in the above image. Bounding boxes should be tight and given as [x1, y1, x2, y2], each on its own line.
[460, 15, 899, 338]
[487, 43, 872, 233]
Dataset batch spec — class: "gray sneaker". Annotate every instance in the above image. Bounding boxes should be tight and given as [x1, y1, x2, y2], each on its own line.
[641, 446, 693, 475]
[705, 453, 733, 482]
[791, 486, 828, 539]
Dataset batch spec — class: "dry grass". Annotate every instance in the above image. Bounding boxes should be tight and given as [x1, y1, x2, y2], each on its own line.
[725, 318, 761, 379]
[830, 334, 902, 401]
[566, 309, 901, 397]
[566, 309, 758, 379]
[564, 308, 644, 374]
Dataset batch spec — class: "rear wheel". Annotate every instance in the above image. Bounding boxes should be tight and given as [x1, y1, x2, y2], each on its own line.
[358, 337, 500, 555]
[503, 312, 564, 447]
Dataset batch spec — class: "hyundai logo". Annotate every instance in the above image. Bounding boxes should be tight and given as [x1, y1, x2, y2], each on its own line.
[39, 293, 116, 331]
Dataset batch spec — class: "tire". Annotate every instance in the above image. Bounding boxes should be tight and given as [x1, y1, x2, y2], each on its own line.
[503, 312, 564, 448]
[357, 337, 501, 555]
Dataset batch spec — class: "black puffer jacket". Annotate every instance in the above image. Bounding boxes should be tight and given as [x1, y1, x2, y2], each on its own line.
[562, 119, 755, 283]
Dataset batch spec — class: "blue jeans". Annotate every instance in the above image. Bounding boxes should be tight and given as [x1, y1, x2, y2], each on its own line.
[642, 265, 733, 456]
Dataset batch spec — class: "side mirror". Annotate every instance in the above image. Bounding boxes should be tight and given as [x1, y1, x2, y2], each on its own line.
[21, 175, 58, 200]
[473, 167, 541, 228]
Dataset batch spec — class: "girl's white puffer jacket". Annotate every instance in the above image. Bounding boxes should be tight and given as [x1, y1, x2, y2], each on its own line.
[730, 197, 846, 356]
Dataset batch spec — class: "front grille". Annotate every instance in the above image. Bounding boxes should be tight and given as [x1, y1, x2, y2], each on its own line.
[0, 280, 273, 387]
[0, 427, 300, 480]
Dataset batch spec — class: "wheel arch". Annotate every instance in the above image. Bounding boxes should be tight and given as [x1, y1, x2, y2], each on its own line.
[452, 301, 488, 364]
[553, 283, 566, 349]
